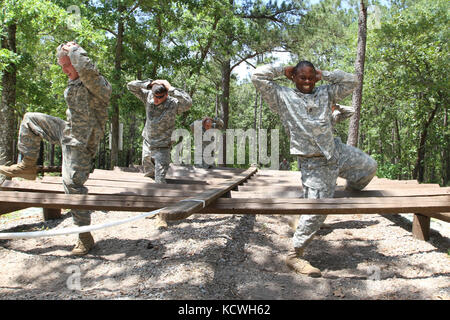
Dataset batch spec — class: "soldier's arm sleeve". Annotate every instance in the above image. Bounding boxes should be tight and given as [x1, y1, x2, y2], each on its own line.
[332, 104, 355, 124]
[67, 46, 112, 103]
[126, 79, 153, 104]
[213, 117, 224, 129]
[170, 88, 192, 114]
[251, 65, 284, 114]
[322, 70, 358, 105]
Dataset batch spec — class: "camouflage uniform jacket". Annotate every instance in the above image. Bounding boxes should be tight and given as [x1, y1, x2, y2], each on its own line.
[63, 46, 112, 155]
[332, 104, 355, 126]
[127, 80, 192, 148]
[251, 65, 357, 160]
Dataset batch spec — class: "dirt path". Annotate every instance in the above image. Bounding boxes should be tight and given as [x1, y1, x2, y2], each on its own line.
[0, 208, 448, 300]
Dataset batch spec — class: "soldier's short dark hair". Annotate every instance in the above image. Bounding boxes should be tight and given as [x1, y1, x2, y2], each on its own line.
[151, 84, 168, 96]
[293, 61, 316, 75]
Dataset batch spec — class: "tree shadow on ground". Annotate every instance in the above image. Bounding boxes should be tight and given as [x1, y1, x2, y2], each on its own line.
[380, 214, 450, 253]
[2, 212, 447, 300]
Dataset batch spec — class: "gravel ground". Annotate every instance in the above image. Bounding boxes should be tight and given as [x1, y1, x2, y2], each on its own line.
[0, 207, 448, 300]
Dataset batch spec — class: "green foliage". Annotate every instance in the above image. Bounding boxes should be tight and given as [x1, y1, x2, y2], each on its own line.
[0, 0, 448, 184]
[360, 0, 449, 183]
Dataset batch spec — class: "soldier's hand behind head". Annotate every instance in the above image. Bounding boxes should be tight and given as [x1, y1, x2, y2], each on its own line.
[284, 66, 295, 80]
[152, 79, 172, 91]
[61, 41, 79, 53]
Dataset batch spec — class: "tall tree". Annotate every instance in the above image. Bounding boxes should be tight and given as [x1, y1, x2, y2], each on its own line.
[0, 22, 16, 166]
[347, 0, 368, 147]
[0, 0, 75, 166]
[361, 0, 449, 183]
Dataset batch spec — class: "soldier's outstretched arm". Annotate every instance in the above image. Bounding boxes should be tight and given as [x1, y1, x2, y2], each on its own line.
[126, 79, 153, 104]
[251, 65, 284, 114]
[332, 104, 355, 124]
[171, 88, 192, 114]
[323, 70, 358, 105]
[213, 117, 224, 129]
[65, 44, 112, 104]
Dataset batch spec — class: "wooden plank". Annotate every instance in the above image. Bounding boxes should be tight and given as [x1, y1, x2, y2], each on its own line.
[39, 177, 210, 191]
[241, 179, 440, 188]
[0, 180, 207, 197]
[99, 167, 246, 178]
[0, 191, 179, 212]
[420, 212, 450, 223]
[42, 175, 209, 185]
[202, 196, 450, 215]
[412, 214, 430, 241]
[89, 171, 239, 181]
[0, 191, 448, 216]
[111, 165, 246, 173]
[251, 174, 430, 187]
[209, 196, 449, 205]
[232, 187, 450, 198]
[158, 167, 258, 221]
[255, 171, 420, 184]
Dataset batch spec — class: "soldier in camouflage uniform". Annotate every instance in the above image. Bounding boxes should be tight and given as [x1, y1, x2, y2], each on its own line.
[127, 78, 192, 228]
[289, 103, 357, 230]
[0, 42, 111, 255]
[252, 61, 377, 277]
[279, 158, 290, 170]
[190, 116, 224, 169]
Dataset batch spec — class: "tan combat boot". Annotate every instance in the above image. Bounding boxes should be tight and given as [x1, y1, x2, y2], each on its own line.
[144, 171, 155, 179]
[71, 232, 95, 255]
[0, 156, 37, 180]
[285, 248, 322, 277]
[155, 214, 168, 230]
[288, 215, 301, 230]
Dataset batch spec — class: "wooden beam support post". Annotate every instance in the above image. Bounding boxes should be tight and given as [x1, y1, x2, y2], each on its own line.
[412, 213, 430, 241]
[43, 208, 62, 220]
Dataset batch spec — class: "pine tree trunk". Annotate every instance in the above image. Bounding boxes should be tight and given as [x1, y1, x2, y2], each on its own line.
[347, 0, 367, 147]
[0, 23, 17, 166]
[253, 91, 258, 130]
[443, 107, 449, 185]
[110, 4, 125, 169]
[220, 59, 231, 165]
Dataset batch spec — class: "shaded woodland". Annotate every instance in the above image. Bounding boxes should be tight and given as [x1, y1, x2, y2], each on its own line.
[0, 0, 448, 185]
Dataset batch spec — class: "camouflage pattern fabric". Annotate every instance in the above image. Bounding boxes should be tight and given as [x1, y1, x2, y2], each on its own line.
[332, 104, 355, 126]
[191, 117, 224, 169]
[251, 65, 357, 160]
[17, 45, 111, 226]
[127, 80, 192, 181]
[251, 64, 377, 250]
[293, 137, 377, 249]
[127, 80, 192, 148]
[142, 139, 170, 183]
[279, 160, 290, 170]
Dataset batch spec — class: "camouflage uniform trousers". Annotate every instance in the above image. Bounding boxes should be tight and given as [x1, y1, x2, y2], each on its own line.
[293, 137, 377, 249]
[142, 139, 170, 183]
[194, 139, 218, 169]
[18, 112, 96, 226]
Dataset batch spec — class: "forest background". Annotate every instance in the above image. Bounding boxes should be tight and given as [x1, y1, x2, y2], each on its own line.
[0, 0, 448, 185]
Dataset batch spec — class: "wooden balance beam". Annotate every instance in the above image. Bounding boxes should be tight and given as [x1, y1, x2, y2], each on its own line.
[0, 167, 449, 241]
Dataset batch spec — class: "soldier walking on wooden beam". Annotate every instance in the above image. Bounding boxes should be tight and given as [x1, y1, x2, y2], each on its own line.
[190, 116, 224, 169]
[0, 42, 112, 255]
[127, 78, 192, 228]
[252, 60, 377, 277]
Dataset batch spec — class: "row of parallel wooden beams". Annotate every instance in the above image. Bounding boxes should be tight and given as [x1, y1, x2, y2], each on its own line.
[0, 165, 449, 240]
